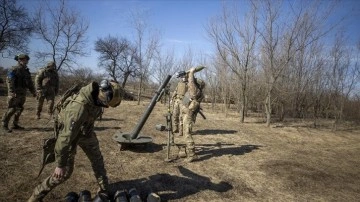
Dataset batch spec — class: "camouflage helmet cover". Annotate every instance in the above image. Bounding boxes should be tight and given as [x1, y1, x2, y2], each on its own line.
[14, 54, 30, 61]
[47, 61, 56, 67]
[108, 81, 123, 107]
[98, 80, 123, 108]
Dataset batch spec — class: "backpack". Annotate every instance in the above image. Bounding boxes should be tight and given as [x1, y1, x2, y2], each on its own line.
[53, 83, 84, 114]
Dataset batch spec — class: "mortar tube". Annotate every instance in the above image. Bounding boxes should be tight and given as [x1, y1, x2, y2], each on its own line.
[130, 75, 172, 139]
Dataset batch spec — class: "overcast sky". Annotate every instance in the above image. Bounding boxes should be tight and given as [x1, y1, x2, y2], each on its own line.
[1, 0, 360, 72]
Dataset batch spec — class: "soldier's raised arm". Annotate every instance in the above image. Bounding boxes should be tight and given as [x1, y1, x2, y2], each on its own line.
[187, 67, 197, 98]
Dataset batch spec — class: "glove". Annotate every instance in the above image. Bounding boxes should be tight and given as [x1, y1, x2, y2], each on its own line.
[8, 92, 16, 99]
[36, 90, 42, 97]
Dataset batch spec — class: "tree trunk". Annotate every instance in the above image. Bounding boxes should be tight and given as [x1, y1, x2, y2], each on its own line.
[137, 74, 143, 105]
[265, 93, 272, 127]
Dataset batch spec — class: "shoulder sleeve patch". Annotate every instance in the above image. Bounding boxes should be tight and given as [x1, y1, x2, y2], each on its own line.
[7, 71, 15, 79]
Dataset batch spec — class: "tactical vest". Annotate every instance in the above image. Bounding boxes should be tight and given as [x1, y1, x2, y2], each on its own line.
[176, 82, 187, 99]
[7, 65, 34, 95]
[182, 79, 205, 107]
[37, 68, 59, 89]
[54, 83, 83, 114]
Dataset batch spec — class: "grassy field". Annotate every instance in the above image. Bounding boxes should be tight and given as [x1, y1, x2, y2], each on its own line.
[0, 95, 359, 202]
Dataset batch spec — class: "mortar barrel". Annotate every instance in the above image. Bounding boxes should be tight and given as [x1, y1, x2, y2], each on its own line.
[130, 75, 172, 139]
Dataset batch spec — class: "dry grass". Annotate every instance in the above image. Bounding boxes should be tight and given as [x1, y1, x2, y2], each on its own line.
[0, 96, 359, 202]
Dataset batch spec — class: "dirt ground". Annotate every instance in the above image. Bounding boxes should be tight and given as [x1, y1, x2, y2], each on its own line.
[0, 95, 359, 202]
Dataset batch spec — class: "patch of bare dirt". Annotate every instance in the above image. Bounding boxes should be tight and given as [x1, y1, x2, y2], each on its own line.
[0, 96, 359, 202]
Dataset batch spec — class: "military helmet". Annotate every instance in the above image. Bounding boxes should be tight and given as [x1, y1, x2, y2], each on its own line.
[98, 80, 123, 108]
[14, 54, 30, 61]
[47, 61, 56, 67]
[108, 81, 123, 107]
[176, 70, 187, 78]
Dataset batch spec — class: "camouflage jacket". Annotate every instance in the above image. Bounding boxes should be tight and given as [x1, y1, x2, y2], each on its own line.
[188, 72, 204, 102]
[6, 64, 36, 96]
[54, 82, 103, 167]
[182, 70, 205, 110]
[171, 81, 188, 100]
[35, 67, 59, 95]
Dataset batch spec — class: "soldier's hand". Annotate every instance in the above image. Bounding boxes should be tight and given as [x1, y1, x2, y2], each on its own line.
[8, 92, 16, 98]
[189, 67, 196, 73]
[53, 166, 67, 180]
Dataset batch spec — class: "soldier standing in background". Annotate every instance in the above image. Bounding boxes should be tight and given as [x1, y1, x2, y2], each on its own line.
[181, 67, 205, 162]
[35, 61, 59, 119]
[27, 80, 124, 202]
[1, 54, 36, 133]
[171, 73, 188, 136]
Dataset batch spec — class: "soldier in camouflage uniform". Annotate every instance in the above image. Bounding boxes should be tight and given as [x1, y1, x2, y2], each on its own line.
[1, 54, 36, 133]
[27, 80, 124, 202]
[170, 73, 188, 135]
[181, 67, 205, 162]
[35, 61, 59, 119]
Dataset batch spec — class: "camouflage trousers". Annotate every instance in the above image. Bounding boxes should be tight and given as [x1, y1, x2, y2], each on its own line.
[36, 95, 55, 116]
[181, 100, 199, 157]
[1, 95, 26, 126]
[172, 98, 183, 132]
[28, 132, 108, 202]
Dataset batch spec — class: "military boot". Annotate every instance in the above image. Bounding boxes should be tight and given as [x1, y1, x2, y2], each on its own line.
[185, 148, 199, 163]
[1, 124, 12, 133]
[12, 123, 24, 130]
[97, 176, 110, 192]
[173, 125, 179, 133]
[178, 148, 187, 158]
[36, 112, 41, 120]
[1, 122, 12, 133]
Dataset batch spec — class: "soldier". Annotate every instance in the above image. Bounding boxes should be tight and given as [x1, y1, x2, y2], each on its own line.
[170, 73, 188, 135]
[1, 54, 36, 133]
[180, 67, 205, 162]
[27, 80, 124, 202]
[35, 61, 59, 119]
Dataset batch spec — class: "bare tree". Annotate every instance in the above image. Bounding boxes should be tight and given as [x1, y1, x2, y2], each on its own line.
[327, 32, 358, 130]
[128, 9, 160, 105]
[177, 46, 195, 71]
[95, 35, 138, 88]
[0, 0, 32, 56]
[58, 67, 104, 93]
[152, 47, 177, 84]
[203, 62, 220, 110]
[310, 43, 328, 127]
[32, 0, 88, 71]
[206, 1, 258, 123]
[215, 52, 233, 116]
[256, 0, 339, 126]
